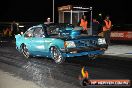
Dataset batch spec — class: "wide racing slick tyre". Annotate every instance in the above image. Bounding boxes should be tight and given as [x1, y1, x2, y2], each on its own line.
[50, 46, 65, 64]
[21, 44, 30, 59]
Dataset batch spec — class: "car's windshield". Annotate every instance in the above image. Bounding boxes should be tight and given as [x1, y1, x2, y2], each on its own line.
[46, 24, 74, 36]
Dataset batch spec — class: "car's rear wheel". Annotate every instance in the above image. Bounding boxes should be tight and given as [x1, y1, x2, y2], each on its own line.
[21, 44, 30, 58]
[50, 46, 65, 64]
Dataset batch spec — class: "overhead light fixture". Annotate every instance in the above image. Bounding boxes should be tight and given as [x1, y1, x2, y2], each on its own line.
[19, 25, 24, 28]
[73, 7, 90, 10]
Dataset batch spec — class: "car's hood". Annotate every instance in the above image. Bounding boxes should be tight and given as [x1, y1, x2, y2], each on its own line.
[50, 34, 101, 41]
[49, 28, 102, 41]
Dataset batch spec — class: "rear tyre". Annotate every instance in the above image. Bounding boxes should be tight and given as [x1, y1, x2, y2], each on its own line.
[50, 46, 65, 64]
[21, 44, 30, 58]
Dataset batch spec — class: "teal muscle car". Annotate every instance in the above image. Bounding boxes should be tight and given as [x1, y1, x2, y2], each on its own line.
[15, 23, 107, 64]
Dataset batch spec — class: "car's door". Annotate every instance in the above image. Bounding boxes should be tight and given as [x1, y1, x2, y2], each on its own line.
[30, 27, 46, 56]
[23, 28, 34, 52]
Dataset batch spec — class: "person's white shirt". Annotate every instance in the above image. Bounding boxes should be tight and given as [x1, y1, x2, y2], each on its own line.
[44, 22, 52, 24]
[44, 18, 52, 24]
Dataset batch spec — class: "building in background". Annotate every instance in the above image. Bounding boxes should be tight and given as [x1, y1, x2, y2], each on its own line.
[58, 5, 93, 35]
[58, 5, 90, 25]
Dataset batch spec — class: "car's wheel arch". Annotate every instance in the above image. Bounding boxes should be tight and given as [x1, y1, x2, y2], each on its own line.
[48, 43, 60, 51]
[49, 45, 60, 56]
[49, 45, 59, 51]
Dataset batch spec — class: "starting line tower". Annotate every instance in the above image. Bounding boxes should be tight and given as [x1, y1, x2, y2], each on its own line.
[58, 5, 92, 35]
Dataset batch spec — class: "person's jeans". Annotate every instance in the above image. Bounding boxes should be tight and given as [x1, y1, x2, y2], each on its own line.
[103, 30, 111, 45]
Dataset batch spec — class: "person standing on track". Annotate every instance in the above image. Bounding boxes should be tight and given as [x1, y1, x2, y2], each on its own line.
[103, 15, 112, 45]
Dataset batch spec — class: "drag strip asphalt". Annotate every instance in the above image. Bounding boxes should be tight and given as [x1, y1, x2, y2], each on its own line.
[0, 42, 132, 88]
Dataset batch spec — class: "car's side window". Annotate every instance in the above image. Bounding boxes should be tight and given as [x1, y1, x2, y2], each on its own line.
[24, 28, 34, 37]
[33, 27, 44, 37]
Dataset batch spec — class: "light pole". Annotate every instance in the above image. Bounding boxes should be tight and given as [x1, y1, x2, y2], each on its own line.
[90, 7, 92, 35]
[53, 0, 54, 23]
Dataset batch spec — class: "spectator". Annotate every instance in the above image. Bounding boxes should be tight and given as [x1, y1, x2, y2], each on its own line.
[11, 21, 18, 37]
[92, 18, 100, 36]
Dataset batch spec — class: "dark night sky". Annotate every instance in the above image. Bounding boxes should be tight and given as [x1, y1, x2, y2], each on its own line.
[0, 0, 131, 24]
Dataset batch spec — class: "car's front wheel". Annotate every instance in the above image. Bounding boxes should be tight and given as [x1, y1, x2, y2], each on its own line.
[21, 44, 30, 58]
[50, 46, 65, 64]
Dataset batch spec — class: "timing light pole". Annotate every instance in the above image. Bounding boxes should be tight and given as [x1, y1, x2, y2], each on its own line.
[53, 0, 54, 23]
[90, 7, 92, 35]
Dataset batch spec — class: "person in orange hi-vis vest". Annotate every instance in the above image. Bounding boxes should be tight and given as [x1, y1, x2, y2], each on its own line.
[103, 15, 112, 45]
[78, 15, 88, 34]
